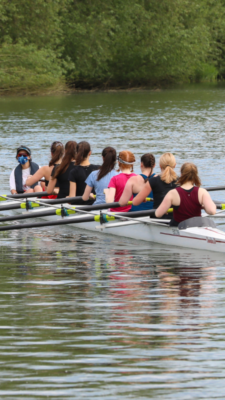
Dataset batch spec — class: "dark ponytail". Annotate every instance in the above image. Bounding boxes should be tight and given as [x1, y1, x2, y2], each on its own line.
[141, 153, 155, 181]
[53, 141, 77, 179]
[75, 141, 91, 165]
[49, 141, 64, 166]
[97, 147, 116, 181]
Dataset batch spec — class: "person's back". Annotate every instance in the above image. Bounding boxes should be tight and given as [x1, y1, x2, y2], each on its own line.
[54, 161, 75, 198]
[105, 150, 137, 212]
[132, 153, 177, 219]
[149, 175, 177, 209]
[85, 169, 117, 205]
[47, 141, 77, 198]
[155, 163, 216, 225]
[131, 173, 154, 211]
[82, 147, 117, 205]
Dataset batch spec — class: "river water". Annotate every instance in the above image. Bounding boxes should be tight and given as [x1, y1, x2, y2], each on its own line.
[0, 85, 225, 399]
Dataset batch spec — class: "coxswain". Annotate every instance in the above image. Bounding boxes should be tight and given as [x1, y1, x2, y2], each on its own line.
[119, 153, 155, 211]
[10, 145, 42, 194]
[82, 147, 117, 205]
[104, 150, 136, 212]
[155, 162, 216, 225]
[132, 152, 177, 218]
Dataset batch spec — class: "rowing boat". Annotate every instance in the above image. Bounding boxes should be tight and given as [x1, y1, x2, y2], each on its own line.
[4, 199, 224, 253]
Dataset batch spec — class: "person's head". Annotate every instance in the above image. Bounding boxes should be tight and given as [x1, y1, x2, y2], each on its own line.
[16, 145, 31, 166]
[97, 147, 117, 181]
[52, 140, 77, 179]
[117, 150, 136, 172]
[159, 152, 177, 183]
[177, 162, 201, 187]
[49, 141, 64, 166]
[75, 141, 91, 165]
[140, 153, 155, 177]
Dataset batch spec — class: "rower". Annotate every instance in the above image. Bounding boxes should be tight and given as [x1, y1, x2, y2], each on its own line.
[82, 147, 117, 205]
[119, 153, 155, 211]
[155, 162, 216, 225]
[47, 141, 77, 198]
[132, 152, 177, 218]
[68, 141, 100, 205]
[104, 150, 137, 212]
[10, 145, 42, 194]
[26, 141, 64, 197]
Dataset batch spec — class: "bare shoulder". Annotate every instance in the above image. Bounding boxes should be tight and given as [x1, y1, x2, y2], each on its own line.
[199, 187, 208, 195]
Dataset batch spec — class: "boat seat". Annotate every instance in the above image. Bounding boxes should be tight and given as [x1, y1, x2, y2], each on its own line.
[178, 216, 216, 230]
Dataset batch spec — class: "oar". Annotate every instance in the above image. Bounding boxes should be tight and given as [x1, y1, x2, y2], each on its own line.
[0, 195, 87, 211]
[5, 192, 53, 199]
[0, 196, 154, 223]
[205, 186, 225, 191]
[0, 209, 159, 232]
[0, 202, 120, 222]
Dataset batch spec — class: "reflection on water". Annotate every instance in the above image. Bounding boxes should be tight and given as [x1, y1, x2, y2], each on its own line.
[0, 227, 224, 399]
[0, 86, 225, 398]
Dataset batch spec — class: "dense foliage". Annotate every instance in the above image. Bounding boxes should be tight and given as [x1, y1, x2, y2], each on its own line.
[0, 0, 225, 92]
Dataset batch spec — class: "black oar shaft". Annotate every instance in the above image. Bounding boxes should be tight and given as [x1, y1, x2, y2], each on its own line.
[7, 192, 51, 199]
[205, 186, 225, 191]
[0, 209, 56, 222]
[0, 214, 96, 231]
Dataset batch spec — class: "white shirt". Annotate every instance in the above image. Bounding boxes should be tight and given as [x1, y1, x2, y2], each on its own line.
[10, 166, 40, 192]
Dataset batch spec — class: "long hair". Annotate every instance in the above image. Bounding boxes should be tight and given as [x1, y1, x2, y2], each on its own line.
[97, 147, 116, 181]
[118, 150, 136, 172]
[141, 153, 155, 181]
[75, 141, 91, 165]
[49, 141, 64, 167]
[177, 162, 201, 187]
[160, 152, 177, 184]
[52, 141, 77, 179]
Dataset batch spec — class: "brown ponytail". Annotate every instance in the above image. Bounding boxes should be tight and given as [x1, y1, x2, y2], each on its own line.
[97, 147, 116, 181]
[177, 163, 201, 187]
[141, 153, 155, 181]
[160, 153, 177, 184]
[49, 141, 64, 166]
[53, 141, 77, 179]
[75, 141, 91, 166]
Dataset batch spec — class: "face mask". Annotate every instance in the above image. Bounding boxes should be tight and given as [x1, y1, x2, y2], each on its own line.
[18, 155, 28, 165]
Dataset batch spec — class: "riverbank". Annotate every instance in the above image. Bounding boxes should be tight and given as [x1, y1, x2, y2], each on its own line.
[0, 81, 222, 97]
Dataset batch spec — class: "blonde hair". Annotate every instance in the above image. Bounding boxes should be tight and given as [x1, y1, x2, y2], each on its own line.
[118, 150, 136, 172]
[159, 152, 177, 184]
[177, 163, 201, 187]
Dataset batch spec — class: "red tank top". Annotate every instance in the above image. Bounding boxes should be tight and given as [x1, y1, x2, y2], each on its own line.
[173, 186, 202, 223]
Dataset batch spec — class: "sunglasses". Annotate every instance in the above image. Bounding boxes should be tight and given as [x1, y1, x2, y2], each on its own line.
[17, 153, 28, 158]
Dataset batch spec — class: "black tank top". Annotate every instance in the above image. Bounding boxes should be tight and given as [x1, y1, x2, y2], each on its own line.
[149, 175, 177, 208]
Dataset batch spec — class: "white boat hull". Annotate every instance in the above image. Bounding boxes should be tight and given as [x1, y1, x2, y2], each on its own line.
[2, 200, 225, 253]
[24, 206, 225, 253]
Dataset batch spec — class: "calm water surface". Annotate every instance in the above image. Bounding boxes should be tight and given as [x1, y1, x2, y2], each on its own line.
[0, 85, 225, 398]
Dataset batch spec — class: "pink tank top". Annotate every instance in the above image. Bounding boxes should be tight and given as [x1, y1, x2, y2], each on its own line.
[173, 186, 202, 223]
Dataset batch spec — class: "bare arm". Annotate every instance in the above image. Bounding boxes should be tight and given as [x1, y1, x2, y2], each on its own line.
[11, 189, 17, 194]
[68, 181, 77, 198]
[104, 187, 116, 203]
[26, 166, 48, 186]
[155, 191, 174, 218]
[132, 181, 151, 206]
[119, 179, 134, 206]
[47, 177, 57, 194]
[82, 185, 93, 201]
[200, 189, 216, 215]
